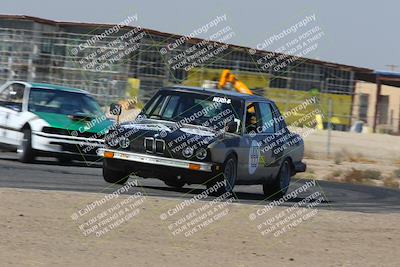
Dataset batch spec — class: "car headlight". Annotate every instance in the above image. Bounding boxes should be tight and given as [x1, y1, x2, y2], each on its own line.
[195, 148, 207, 160]
[182, 146, 194, 158]
[108, 139, 118, 147]
[119, 137, 130, 148]
[106, 135, 119, 147]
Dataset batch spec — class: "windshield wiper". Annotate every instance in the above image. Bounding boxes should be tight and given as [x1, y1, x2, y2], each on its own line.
[68, 113, 95, 121]
[149, 114, 162, 119]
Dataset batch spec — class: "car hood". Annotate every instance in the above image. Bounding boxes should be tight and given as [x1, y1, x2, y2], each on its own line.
[110, 119, 219, 159]
[33, 111, 113, 133]
[121, 119, 216, 136]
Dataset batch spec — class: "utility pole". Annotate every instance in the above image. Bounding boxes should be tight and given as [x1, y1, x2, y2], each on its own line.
[327, 98, 333, 157]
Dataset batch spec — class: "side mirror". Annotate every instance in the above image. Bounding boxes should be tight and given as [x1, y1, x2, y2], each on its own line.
[226, 121, 238, 133]
[110, 103, 122, 116]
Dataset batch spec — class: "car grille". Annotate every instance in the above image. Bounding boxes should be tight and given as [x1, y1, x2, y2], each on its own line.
[144, 137, 165, 155]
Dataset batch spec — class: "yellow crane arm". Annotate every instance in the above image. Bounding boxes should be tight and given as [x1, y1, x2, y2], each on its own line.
[217, 69, 253, 95]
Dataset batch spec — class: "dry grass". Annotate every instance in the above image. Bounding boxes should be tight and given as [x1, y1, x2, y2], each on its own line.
[325, 167, 400, 189]
[333, 149, 377, 164]
[342, 168, 381, 185]
[303, 150, 316, 159]
[325, 169, 343, 181]
[343, 150, 376, 163]
[331, 170, 342, 177]
[334, 151, 343, 165]
[342, 169, 366, 184]
[383, 177, 400, 188]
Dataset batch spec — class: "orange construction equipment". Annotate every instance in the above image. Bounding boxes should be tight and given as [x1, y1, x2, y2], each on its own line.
[217, 69, 253, 95]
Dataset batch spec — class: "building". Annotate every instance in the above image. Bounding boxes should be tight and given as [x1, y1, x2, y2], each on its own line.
[353, 71, 400, 133]
[0, 14, 398, 133]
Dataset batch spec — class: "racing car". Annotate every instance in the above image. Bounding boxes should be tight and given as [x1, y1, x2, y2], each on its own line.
[99, 86, 306, 197]
[0, 81, 112, 163]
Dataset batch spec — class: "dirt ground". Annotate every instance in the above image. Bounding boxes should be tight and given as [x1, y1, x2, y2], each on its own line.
[293, 128, 400, 188]
[0, 188, 399, 267]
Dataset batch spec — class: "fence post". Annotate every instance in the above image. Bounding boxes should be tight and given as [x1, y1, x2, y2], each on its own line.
[327, 98, 332, 157]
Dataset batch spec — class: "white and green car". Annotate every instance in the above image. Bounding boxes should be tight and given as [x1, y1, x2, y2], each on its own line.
[0, 81, 113, 163]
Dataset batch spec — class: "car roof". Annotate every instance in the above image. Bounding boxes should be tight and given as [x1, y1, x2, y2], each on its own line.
[30, 83, 88, 94]
[11, 81, 88, 94]
[162, 86, 271, 102]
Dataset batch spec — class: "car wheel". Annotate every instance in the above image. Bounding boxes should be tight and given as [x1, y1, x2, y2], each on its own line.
[164, 178, 186, 188]
[18, 128, 35, 163]
[207, 155, 237, 195]
[263, 159, 292, 199]
[103, 163, 129, 185]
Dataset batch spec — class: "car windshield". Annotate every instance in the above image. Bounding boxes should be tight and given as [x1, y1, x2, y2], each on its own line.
[28, 87, 103, 117]
[142, 90, 243, 133]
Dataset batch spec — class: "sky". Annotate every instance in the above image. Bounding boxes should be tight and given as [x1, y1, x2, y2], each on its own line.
[1, 0, 398, 70]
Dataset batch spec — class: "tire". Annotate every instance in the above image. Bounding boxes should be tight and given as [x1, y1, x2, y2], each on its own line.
[164, 178, 185, 188]
[207, 155, 237, 195]
[263, 159, 292, 199]
[103, 163, 129, 185]
[18, 128, 35, 163]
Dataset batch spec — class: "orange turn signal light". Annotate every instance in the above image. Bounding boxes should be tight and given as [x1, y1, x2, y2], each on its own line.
[188, 163, 201, 171]
[104, 151, 114, 158]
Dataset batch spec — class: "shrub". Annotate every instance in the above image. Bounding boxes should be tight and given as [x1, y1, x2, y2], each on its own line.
[363, 169, 381, 180]
[343, 169, 381, 184]
[383, 177, 400, 188]
[334, 152, 343, 165]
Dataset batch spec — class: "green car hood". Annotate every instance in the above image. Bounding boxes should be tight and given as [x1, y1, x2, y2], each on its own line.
[33, 111, 113, 134]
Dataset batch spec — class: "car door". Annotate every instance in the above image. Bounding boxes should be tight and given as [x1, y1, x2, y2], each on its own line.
[0, 82, 26, 146]
[270, 102, 294, 168]
[0, 82, 17, 145]
[257, 101, 281, 175]
[0, 83, 9, 140]
[237, 101, 275, 182]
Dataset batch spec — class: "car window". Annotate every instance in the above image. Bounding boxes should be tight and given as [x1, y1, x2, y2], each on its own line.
[259, 102, 275, 134]
[0, 83, 25, 111]
[143, 91, 243, 133]
[163, 95, 179, 119]
[271, 104, 285, 131]
[245, 102, 262, 134]
[28, 88, 103, 116]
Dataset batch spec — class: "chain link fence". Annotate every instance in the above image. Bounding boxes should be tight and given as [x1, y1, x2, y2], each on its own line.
[0, 23, 398, 133]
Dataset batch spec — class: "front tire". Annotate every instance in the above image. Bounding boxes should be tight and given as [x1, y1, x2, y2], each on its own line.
[18, 128, 35, 163]
[103, 163, 129, 185]
[207, 155, 237, 195]
[164, 178, 185, 188]
[263, 159, 292, 199]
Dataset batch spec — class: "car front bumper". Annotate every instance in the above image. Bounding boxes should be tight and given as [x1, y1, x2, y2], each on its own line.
[32, 131, 104, 157]
[98, 148, 214, 172]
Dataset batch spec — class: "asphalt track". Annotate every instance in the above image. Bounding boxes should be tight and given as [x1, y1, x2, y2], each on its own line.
[0, 152, 399, 213]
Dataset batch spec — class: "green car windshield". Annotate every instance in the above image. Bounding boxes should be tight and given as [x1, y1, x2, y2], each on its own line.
[28, 87, 103, 117]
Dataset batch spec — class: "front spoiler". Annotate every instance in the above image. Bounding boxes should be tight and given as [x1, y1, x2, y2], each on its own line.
[98, 148, 213, 172]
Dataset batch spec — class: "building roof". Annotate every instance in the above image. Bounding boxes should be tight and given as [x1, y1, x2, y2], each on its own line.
[355, 70, 400, 88]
